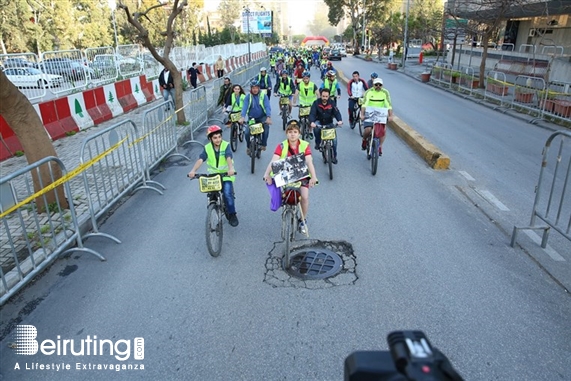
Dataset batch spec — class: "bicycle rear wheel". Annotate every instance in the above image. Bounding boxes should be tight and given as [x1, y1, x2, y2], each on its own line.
[358, 118, 363, 137]
[230, 123, 238, 152]
[282, 209, 295, 270]
[371, 139, 379, 176]
[238, 124, 244, 142]
[205, 203, 223, 257]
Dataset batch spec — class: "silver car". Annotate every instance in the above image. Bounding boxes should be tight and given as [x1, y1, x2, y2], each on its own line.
[4, 67, 64, 88]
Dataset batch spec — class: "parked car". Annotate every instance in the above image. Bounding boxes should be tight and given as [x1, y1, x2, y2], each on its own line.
[339, 48, 347, 57]
[329, 49, 342, 61]
[40, 58, 86, 81]
[3, 57, 35, 68]
[4, 67, 63, 88]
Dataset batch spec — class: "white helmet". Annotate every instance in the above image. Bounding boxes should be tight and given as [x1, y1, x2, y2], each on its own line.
[260, 67, 267, 72]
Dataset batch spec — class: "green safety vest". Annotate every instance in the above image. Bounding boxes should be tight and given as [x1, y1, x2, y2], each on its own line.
[298, 81, 317, 106]
[205, 141, 235, 182]
[257, 74, 270, 88]
[280, 139, 309, 159]
[230, 93, 245, 112]
[363, 89, 392, 109]
[270, 58, 276, 65]
[278, 79, 293, 96]
[323, 78, 338, 95]
[246, 94, 267, 116]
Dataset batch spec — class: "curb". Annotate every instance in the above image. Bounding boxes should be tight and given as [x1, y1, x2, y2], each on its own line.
[337, 68, 450, 170]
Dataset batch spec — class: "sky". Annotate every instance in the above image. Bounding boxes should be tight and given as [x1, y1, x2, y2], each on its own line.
[204, 0, 321, 34]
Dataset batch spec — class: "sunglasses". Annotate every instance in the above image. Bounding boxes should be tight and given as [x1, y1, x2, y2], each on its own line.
[374, 84, 382, 87]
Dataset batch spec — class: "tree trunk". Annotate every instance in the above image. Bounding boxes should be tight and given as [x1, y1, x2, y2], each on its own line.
[479, 33, 490, 88]
[0, 71, 67, 211]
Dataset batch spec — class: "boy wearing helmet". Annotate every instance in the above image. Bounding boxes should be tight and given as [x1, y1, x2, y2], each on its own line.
[188, 126, 239, 227]
[320, 70, 341, 107]
[263, 120, 318, 234]
[273, 70, 297, 116]
[240, 80, 272, 153]
[257, 67, 272, 99]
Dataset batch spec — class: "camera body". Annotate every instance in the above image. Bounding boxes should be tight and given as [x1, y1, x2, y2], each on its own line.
[344, 331, 464, 381]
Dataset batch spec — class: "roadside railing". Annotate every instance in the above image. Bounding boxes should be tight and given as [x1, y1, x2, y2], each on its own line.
[0, 157, 104, 305]
[511, 130, 571, 248]
[1, 42, 267, 104]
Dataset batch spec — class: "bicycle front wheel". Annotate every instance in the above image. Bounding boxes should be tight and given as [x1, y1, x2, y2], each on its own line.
[238, 124, 244, 142]
[358, 119, 363, 137]
[230, 123, 238, 152]
[371, 139, 379, 176]
[250, 139, 257, 174]
[282, 209, 295, 270]
[326, 146, 334, 180]
[205, 203, 223, 257]
[282, 106, 288, 130]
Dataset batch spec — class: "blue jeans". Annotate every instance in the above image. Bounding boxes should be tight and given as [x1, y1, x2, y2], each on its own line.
[314, 126, 338, 158]
[222, 181, 236, 215]
[162, 88, 175, 109]
[244, 115, 270, 148]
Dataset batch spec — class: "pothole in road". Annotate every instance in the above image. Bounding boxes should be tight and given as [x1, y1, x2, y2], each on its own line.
[263, 240, 357, 289]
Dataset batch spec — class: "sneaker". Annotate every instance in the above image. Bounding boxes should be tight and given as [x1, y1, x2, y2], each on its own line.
[246, 148, 250, 156]
[298, 219, 307, 234]
[229, 213, 239, 227]
[308, 133, 314, 140]
[314, 145, 319, 151]
[331, 157, 338, 164]
[361, 140, 367, 150]
[379, 146, 383, 156]
[261, 146, 266, 151]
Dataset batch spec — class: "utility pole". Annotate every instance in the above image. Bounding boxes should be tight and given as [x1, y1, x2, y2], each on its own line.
[244, 7, 251, 62]
[402, 0, 410, 69]
[361, 0, 367, 51]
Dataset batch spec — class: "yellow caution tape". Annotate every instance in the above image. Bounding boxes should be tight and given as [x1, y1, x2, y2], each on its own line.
[0, 136, 128, 219]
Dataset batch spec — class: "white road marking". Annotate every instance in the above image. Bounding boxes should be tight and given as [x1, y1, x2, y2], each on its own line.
[523, 230, 566, 261]
[475, 189, 510, 211]
[459, 171, 475, 181]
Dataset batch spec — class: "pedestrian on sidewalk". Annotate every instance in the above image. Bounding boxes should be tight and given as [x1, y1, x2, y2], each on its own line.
[188, 62, 199, 89]
[158, 66, 175, 110]
[217, 76, 233, 107]
[215, 56, 225, 78]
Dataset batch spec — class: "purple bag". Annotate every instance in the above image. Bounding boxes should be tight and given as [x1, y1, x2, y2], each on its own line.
[266, 181, 282, 212]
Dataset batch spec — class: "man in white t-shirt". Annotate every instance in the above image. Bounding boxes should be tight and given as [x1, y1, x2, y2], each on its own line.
[346, 71, 368, 127]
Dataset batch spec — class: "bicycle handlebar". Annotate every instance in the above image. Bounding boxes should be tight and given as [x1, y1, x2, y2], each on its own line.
[188, 172, 236, 180]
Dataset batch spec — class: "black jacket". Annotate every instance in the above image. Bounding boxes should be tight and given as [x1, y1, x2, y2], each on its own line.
[309, 99, 342, 125]
[158, 69, 174, 88]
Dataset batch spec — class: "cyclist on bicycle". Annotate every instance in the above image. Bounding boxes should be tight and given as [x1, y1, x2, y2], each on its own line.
[293, 63, 305, 84]
[273, 70, 297, 117]
[240, 80, 272, 154]
[257, 67, 272, 99]
[320, 61, 336, 80]
[224, 84, 245, 124]
[347, 71, 368, 127]
[296, 71, 318, 109]
[360, 78, 393, 155]
[320, 70, 341, 106]
[366, 72, 392, 104]
[188, 125, 239, 227]
[275, 58, 285, 83]
[309, 88, 343, 164]
[263, 120, 318, 234]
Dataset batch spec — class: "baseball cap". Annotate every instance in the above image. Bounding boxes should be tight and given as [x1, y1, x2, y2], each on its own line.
[373, 78, 383, 85]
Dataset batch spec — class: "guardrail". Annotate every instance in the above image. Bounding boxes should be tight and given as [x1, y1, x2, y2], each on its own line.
[511, 130, 571, 248]
[0, 157, 104, 305]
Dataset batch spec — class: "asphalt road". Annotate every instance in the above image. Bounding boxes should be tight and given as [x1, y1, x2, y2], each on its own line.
[0, 57, 570, 381]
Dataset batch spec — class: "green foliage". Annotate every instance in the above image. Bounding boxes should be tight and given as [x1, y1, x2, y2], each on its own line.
[47, 202, 60, 214]
[65, 131, 76, 136]
[14, 150, 24, 156]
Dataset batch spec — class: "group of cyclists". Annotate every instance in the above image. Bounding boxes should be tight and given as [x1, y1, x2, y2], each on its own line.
[189, 49, 393, 234]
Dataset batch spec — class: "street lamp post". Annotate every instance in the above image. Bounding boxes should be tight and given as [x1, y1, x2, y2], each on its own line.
[402, 0, 410, 69]
[289, 26, 292, 45]
[244, 7, 252, 62]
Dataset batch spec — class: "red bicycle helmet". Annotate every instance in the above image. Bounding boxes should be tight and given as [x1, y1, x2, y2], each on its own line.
[207, 125, 223, 138]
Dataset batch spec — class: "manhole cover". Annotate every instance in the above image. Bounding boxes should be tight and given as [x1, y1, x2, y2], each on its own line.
[286, 248, 342, 280]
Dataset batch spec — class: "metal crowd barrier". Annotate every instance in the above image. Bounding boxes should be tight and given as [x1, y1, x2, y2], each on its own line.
[511, 130, 571, 248]
[79, 119, 161, 244]
[141, 101, 190, 186]
[0, 157, 104, 305]
[512, 75, 546, 119]
[484, 71, 511, 108]
[0, 53, 44, 101]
